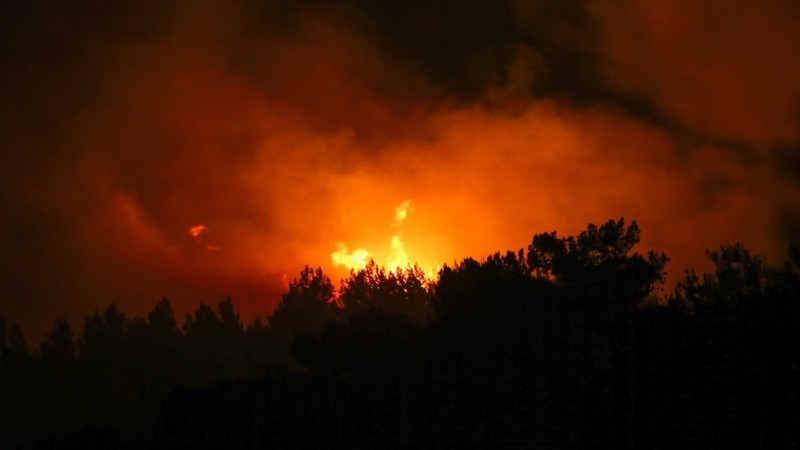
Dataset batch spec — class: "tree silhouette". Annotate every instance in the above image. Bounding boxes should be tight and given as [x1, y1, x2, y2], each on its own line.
[292, 307, 426, 380]
[339, 260, 433, 323]
[33, 319, 80, 440]
[674, 243, 768, 314]
[268, 266, 337, 335]
[655, 243, 800, 447]
[79, 303, 128, 363]
[40, 319, 76, 365]
[146, 298, 181, 342]
[130, 298, 183, 394]
[7, 321, 28, 356]
[218, 296, 244, 334]
[6, 219, 800, 448]
[527, 218, 668, 310]
[433, 250, 533, 318]
[182, 299, 248, 384]
[0, 319, 32, 445]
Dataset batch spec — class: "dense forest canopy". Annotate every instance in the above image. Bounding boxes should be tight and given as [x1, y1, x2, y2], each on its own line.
[2, 219, 799, 448]
[3, 0, 799, 355]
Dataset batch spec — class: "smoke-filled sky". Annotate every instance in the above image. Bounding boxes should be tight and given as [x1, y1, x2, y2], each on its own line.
[2, 0, 799, 343]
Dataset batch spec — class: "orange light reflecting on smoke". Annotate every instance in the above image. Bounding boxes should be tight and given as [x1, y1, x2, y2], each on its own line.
[188, 225, 208, 238]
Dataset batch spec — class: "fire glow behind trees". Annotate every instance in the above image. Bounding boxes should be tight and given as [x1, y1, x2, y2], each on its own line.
[1, 0, 799, 341]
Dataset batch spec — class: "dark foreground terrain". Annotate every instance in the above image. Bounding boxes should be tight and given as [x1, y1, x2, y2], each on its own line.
[3, 220, 800, 449]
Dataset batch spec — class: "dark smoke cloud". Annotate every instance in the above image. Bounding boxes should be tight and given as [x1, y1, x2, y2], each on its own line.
[1, 0, 798, 343]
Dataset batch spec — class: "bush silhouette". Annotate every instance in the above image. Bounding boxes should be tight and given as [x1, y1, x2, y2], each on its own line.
[3, 219, 800, 448]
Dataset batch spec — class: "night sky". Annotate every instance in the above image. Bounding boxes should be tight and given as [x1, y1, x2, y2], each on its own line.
[2, 0, 799, 343]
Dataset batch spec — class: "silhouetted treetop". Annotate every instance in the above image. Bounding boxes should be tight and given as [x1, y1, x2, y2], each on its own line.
[39, 319, 76, 365]
[79, 303, 128, 363]
[7, 321, 27, 356]
[527, 218, 668, 308]
[0, 319, 28, 363]
[433, 219, 667, 317]
[218, 296, 244, 335]
[147, 298, 180, 338]
[269, 266, 337, 335]
[674, 243, 773, 316]
[433, 250, 542, 319]
[183, 298, 246, 340]
[789, 243, 800, 268]
[339, 260, 433, 323]
[5, 219, 800, 448]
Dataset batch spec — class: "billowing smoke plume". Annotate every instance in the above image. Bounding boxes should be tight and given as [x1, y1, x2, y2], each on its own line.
[1, 0, 798, 342]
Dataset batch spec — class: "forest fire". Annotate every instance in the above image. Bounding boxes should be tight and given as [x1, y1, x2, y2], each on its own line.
[331, 199, 418, 273]
[1, 0, 797, 359]
[3, 0, 800, 445]
[331, 243, 370, 271]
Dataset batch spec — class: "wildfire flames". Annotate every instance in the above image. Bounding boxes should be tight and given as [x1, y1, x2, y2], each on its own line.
[332, 199, 420, 273]
[331, 243, 370, 271]
[3, 0, 797, 345]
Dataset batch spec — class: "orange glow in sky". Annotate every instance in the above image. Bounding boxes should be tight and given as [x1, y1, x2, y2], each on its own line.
[3, 0, 798, 344]
[331, 199, 427, 274]
[189, 225, 208, 238]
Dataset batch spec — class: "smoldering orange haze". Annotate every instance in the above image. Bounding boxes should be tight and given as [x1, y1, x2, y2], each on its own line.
[71, 77, 787, 337]
[2, 0, 798, 344]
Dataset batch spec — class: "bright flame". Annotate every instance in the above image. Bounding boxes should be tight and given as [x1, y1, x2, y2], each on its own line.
[394, 200, 414, 225]
[331, 242, 370, 270]
[387, 199, 414, 271]
[387, 235, 409, 270]
[332, 199, 429, 273]
[188, 225, 208, 238]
